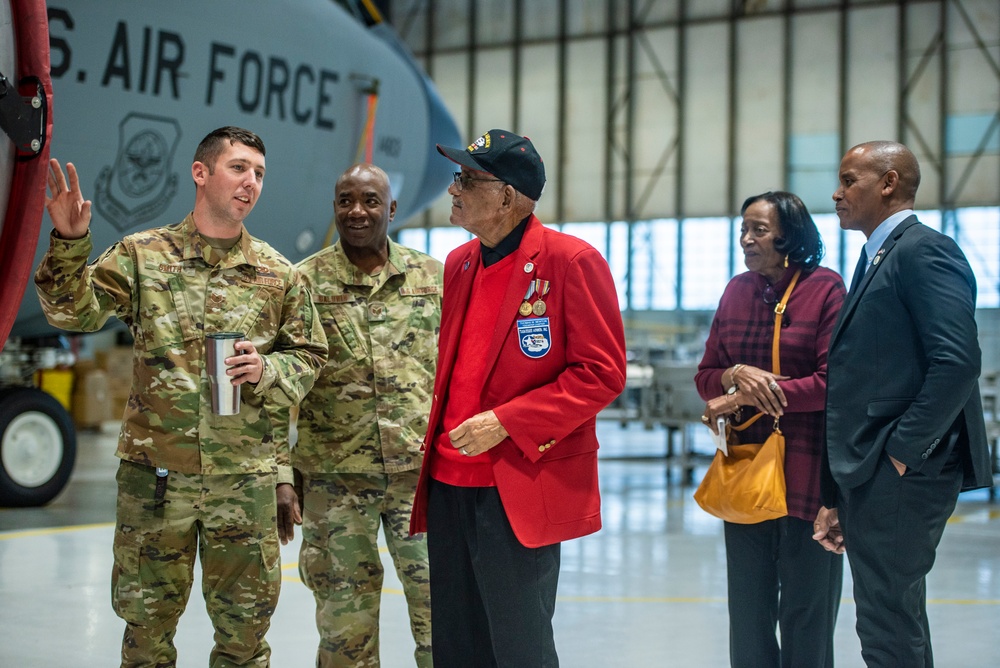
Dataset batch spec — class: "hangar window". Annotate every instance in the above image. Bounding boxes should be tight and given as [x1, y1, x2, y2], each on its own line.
[397, 205, 999, 310]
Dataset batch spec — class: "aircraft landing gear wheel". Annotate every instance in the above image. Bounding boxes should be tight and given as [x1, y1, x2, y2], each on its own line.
[0, 387, 76, 507]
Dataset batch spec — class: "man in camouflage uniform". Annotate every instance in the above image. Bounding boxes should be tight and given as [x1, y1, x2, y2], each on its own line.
[281, 163, 441, 667]
[35, 127, 328, 668]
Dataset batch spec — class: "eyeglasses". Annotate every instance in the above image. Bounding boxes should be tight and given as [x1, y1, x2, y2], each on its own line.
[452, 172, 505, 191]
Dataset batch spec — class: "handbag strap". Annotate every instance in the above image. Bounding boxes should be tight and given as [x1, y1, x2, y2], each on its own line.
[731, 268, 802, 433]
[771, 268, 801, 377]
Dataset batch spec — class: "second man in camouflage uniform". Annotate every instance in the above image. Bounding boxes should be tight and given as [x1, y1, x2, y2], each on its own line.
[283, 163, 442, 667]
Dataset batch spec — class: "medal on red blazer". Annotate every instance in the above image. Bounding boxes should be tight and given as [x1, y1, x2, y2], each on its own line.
[531, 279, 550, 316]
[520, 282, 537, 317]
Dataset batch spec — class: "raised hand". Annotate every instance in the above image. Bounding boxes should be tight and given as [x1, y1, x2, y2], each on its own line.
[45, 159, 92, 240]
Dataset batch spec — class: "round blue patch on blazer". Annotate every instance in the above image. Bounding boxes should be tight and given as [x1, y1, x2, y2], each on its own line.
[517, 317, 551, 358]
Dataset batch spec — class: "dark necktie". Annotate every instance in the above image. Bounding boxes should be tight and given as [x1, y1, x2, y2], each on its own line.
[847, 247, 868, 297]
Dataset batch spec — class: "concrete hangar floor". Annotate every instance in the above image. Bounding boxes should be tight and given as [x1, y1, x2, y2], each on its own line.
[2, 421, 999, 666]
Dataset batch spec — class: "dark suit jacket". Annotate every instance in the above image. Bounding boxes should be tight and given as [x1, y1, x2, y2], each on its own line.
[823, 215, 992, 502]
[409, 215, 627, 548]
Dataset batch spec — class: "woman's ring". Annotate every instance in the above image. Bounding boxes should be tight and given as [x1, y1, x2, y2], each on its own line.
[768, 381, 779, 391]
[461, 447, 469, 456]
[700, 415, 710, 424]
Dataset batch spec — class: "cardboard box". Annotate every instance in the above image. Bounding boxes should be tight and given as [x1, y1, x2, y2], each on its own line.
[72, 368, 111, 429]
[97, 346, 133, 384]
[108, 389, 130, 423]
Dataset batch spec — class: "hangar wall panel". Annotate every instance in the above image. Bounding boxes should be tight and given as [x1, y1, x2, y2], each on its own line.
[517, 44, 560, 222]
[473, 49, 514, 133]
[844, 7, 899, 149]
[633, 27, 680, 220]
[563, 39, 608, 223]
[734, 17, 785, 201]
[681, 23, 730, 218]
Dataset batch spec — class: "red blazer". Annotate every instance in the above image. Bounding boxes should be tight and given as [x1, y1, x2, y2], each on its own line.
[410, 216, 627, 548]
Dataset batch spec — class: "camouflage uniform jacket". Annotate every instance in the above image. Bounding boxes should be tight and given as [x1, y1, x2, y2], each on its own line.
[292, 239, 442, 474]
[34, 214, 328, 483]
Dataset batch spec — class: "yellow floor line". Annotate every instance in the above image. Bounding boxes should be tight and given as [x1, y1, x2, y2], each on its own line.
[0, 522, 114, 540]
[948, 508, 1000, 524]
[272, 581, 1000, 607]
[5, 522, 1000, 607]
[557, 595, 729, 604]
[3, 509, 998, 540]
[530, 595, 1000, 606]
[2, 526, 996, 606]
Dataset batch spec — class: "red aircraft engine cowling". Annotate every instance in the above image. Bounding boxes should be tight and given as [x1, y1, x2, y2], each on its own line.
[0, 0, 52, 351]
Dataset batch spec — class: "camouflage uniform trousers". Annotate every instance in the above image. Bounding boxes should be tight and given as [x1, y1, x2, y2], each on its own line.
[113, 460, 282, 668]
[299, 469, 432, 667]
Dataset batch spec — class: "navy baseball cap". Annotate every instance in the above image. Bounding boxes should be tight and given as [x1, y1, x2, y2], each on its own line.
[437, 129, 546, 201]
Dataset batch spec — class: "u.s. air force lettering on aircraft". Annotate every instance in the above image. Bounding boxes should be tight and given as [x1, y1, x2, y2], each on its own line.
[48, 7, 342, 131]
[8, 0, 460, 339]
[48, 4, 349, 232]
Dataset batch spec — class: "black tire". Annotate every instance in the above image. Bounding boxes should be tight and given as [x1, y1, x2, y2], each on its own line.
[0, 387, 77, 507]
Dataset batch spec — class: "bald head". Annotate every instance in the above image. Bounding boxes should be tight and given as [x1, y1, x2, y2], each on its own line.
[336, 163, 393, 200]
[848, 141, 921, 204]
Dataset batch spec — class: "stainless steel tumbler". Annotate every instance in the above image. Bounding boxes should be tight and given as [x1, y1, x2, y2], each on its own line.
[205, 332, 245, 415]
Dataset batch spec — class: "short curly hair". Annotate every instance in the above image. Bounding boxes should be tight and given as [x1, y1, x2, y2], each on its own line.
[741, 190, 824, 271]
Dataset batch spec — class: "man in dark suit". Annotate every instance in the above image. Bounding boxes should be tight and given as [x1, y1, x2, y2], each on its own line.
[409, 129, 626, 667]
[813, 141, 992, 667]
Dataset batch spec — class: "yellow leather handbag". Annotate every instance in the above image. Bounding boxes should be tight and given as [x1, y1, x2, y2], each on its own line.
[693, 269, 801, 524]
[694, 414, 786, 523]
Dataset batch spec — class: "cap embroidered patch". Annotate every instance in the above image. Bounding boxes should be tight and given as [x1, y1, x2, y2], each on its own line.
[468, 133, 491, 153]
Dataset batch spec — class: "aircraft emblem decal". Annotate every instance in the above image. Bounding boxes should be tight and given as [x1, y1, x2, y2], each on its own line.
[95, 113, 181, 232]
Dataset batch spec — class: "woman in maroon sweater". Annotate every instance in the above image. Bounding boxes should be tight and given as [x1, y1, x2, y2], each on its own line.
[695, 191, 846, 668]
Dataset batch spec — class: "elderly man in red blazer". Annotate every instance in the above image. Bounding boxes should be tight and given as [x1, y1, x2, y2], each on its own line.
[410, 129, 626, 667]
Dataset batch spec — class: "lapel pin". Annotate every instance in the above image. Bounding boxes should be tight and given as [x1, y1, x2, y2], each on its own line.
[524, 262, 534, 273]
[463, 260, 470, 271]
